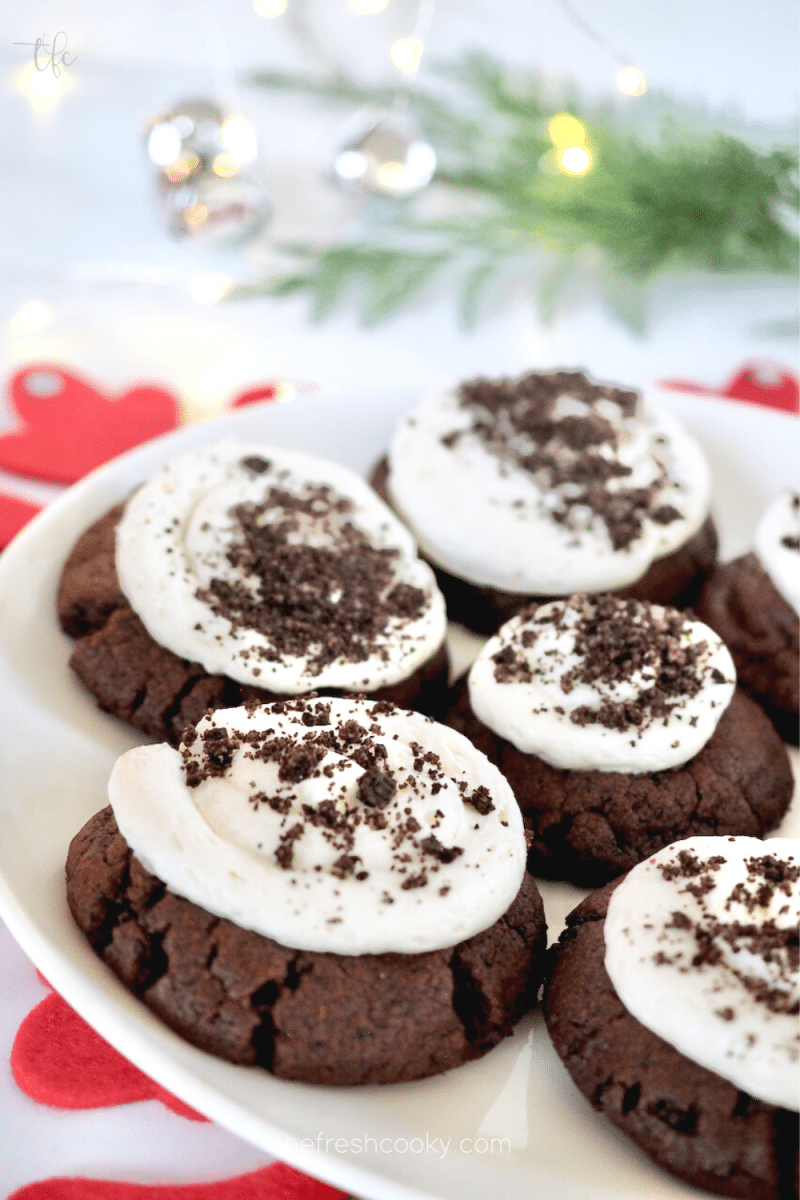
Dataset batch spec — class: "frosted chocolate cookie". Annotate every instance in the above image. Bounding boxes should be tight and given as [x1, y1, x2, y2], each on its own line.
[66, 697, 547, 1084]
[545, 837, 799, 1199]
[58, 441, 449, 742]
[696, 491, 799, 745]
[373, 370, 717, 633]
[444, 595, 793, 886]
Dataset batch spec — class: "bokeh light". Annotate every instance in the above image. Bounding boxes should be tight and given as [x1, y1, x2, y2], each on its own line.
[390, 37, 423, 74]
[559, 145, 592, 175]
[254, 0, 287, 16]
[17, 63, 72, 113]
[548, 113, 586, 148]
[10, 300, 53, 333]
[616, 66, 647, 96]
[190, 274, 232, 304]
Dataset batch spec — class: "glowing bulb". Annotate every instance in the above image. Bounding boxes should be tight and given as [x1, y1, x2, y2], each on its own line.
[220, 115, 258, 165]
[390, 37, 423, 74]
[559, 145, 592, 175]
[212, 153, 239, 178]
[17, 63, 71, 113]
[254, 0, 287, 15]
[350, 0, 388, 10]
[10, 300, 53, 333]
[616, 66, 647, 96]
[190, 274, 232, 304]
[548, 113, 586, 148]
[147, 122, 182, 166]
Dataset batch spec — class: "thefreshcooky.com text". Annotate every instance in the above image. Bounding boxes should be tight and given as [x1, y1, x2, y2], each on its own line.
[284, 1133, 510, 1159]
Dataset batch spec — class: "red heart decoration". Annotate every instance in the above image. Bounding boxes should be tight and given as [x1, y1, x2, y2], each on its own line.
[659, 363, 799, 414]
[232, 383, 280, 408]
[11, 991, 206, 1121]
[0, 366, 181, 484]
[7, 1162, 348, 1200]
[0, 490, 42, 548]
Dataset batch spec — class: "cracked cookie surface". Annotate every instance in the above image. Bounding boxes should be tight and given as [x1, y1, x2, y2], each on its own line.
[66, 807, 547, 1085]
[695, 553, 799, 746]
[444, 682, 793, 887]
[544, 882, 799, 1200]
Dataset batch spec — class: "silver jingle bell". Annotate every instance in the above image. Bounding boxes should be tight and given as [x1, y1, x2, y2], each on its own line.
[333, 111, 436, 198]
[146, 99, 271, 243]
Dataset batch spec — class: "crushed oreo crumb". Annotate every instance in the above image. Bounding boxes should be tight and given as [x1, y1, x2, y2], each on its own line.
[195, 483, 429, 672]
[443, 370, 682, 550]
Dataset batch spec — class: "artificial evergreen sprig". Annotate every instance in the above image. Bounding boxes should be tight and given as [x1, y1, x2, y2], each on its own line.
[243, 52, 799, 327]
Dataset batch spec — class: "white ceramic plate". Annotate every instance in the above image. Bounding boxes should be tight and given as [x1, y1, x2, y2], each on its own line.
[0, 388, 796, 1200]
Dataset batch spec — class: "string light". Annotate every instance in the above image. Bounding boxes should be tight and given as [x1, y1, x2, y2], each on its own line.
[616, 66, 647, 96]
[548, 113, 586, 148]
[554, 0, 646, 99]
[559, 145, 592, 174]
[16, 62, 72, 113]
[350, 0, 388, 12]
[547, 112, 593, 176]
[254, 0, 287, 16]
[9, 300, 53, 334]
[390, 36, 423, 74]
[190, 273, 232, 304]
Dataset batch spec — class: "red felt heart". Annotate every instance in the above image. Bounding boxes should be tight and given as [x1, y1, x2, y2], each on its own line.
[11, 991, 205, 1121]
[659, 363, 799, 414]
[0, 490, 42, 548]
[0, 366, 181, 485]
[7, 1163, 348, 1200]
[232, 383, 280, 408]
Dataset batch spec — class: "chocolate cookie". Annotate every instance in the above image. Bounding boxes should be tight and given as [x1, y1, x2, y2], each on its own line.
[371, 456, 718, 634]
[58, 504, 449, 743]
[66, 806, 547, 1085]
[444, 681, 793, 887]
[695, 554, 799, 745]
[544, 881, 799, 1200]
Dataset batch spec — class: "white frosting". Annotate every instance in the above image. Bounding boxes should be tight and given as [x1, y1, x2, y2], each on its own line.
[109, 698, 527, 956]
[755, 490, 800, 615]
[116, 440, 446, 693]
[468, 596, 736, 773]
[604, 837, 800, 1111]
[387, 378, 711, 594]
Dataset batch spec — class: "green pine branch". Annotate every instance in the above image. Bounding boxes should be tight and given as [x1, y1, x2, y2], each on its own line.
[241, 53, 799, 327]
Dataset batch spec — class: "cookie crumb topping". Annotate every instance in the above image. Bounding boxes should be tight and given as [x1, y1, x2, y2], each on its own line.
[448, 371, 681, 550]
[196, 481, 426, 672]
[470, 595, 736, 774]
[109, 696, 526, 955]
[115, 440, 446, 693]
[604, 836, 800, 1111]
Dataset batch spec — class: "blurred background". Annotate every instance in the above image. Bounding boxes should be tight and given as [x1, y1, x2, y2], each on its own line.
[0, 0, 797, 449]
